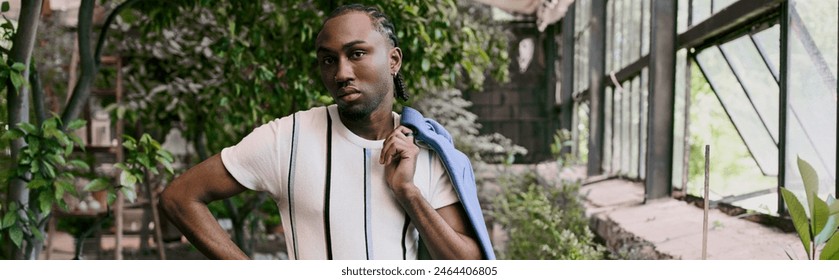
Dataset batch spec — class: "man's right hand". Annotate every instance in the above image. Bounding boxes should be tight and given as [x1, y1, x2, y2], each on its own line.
[158, 153, 251, 260]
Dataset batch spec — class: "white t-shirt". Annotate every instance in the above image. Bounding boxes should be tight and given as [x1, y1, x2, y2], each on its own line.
[221, 105, 459, 260]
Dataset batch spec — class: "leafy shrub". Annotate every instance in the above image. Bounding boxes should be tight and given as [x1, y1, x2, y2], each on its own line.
[491, 170, 603, 260]
[780, 157, 839, 260]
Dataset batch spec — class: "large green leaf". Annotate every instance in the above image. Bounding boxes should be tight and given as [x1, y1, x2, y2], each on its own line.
[69, 159, 90, 170]
[820, 231, 839, 260]
[17, 122, 37, 135]
[829, 197, 839, 216]
[813, 197, 830, 242]
[29, 225, 43, 241]
[121, 187, 137, 203]
[26, 178, 48, 189]
[120, 171, 137, 188]
[55, 180, 77, 197]
[1, 128, 24, 141]
[38, 190, 53, 214]
[0, 215, 11, 230]
[83, 178, 111, 192]
[9, 226, 23, 248]
[781, 187, 811, 258]
[798, 157, 819, 217]
[46, 153, 66, 166]
[66, 119, 86, 131]
[816, 196, 839, 245]
[9, 71, 23, 90]
[10, 62, 25, 72]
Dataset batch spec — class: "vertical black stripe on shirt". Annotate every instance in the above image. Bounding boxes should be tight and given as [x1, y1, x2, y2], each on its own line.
[401, 214, 410, 260]
[324, 110, 334, 260]
[288, 113, 299, 259]
[363, 149, 371, 260]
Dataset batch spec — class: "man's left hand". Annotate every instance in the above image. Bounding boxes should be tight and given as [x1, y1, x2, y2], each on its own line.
[380, 125, 419, 195]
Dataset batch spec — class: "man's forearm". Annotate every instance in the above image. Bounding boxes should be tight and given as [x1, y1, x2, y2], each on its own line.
[159, 195, 249, 260]
[393, 185, 482, 260]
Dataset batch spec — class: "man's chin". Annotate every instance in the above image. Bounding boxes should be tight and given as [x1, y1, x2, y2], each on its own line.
[336, 103, 372, 121]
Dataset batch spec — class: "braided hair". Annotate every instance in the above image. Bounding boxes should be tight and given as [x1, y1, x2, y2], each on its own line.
[326, 4, 409, 101]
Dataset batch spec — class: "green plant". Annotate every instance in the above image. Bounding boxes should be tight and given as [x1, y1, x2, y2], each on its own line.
[549, 129, 574, 168]
[85, 133, 175, 203]
[779, 157, 839, 260]
[0, 116, 94, 251]
[491, 170, 603, 260]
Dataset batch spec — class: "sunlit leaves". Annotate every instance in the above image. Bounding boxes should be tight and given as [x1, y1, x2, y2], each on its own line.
[781, 157, 839, 260]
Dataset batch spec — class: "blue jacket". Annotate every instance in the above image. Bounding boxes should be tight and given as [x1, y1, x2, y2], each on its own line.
[400, 107, 496, 260]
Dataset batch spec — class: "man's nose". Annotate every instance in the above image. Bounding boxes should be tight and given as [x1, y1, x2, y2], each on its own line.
[334, 58, 354, 85]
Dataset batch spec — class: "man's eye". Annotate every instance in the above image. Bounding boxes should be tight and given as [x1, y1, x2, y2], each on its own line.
[351, 51, 366, 59]
[322, 57, 335, 65]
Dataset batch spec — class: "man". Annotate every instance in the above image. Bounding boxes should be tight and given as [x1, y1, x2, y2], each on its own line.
[159, 4, 489, 260]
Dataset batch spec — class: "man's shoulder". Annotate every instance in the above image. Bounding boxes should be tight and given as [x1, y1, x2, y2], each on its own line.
[265, 105, 329, 125]
[283, 105, 329, 120]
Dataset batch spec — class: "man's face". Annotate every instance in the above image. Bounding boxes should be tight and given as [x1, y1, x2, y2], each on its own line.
[315, 12, 400, 120]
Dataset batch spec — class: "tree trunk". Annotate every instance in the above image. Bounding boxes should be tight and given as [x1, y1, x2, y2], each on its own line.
[4, 0, 43, 260]
[59, 0, 95, 127]
[62, 0, 140, 127]
[30, 66, 46, 125]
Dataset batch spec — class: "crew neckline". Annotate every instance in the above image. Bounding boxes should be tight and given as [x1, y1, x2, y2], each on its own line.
[327, 105, 400, 149]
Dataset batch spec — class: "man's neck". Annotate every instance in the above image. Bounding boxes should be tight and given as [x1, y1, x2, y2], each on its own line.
[339, 106, 395, 141]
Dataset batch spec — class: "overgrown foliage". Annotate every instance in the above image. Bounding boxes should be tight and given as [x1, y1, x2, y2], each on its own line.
[83, 133, 175, 204]
[0, 117, 89, 254]
[780, 157, 839, 260]
[491, 170, 603, 260]
[115, 0, 509, 155]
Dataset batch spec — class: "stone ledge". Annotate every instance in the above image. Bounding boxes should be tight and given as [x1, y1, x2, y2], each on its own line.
[581, 178, 803, 260]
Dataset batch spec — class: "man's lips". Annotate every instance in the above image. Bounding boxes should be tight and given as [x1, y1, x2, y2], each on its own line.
[338, 87, 360, 96]
[337, 87, 361, 102]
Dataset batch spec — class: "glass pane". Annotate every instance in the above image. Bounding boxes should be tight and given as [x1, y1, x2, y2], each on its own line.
[793, 0, 838, 78]
[696, 47, 778, 176]
[584, 0, 591, 92]
[678, 0, 689, 33]
[630, 76, 640, 178]
[630, 0, 641, 63]
[622, 80, 632, 175]
[752, 24, 781, 82]
[606, 0, 614, 73]
[604, 86, 614, 174]
[720, 36, 780, 143]
[614, 0, 624, 70]
[613, 83, 623, 173]
[623, 0, 631, 67]
[642, 0, 650, 56]
[692, 0, 712, 25]
[673, 49, 688, 189]
[785, 0, 838, 199]
[687, 63, 776, 202]
[639, 68, 649, 180]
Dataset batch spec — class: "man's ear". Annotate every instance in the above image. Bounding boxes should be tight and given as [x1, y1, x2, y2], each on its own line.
[389, 47, 403, 74]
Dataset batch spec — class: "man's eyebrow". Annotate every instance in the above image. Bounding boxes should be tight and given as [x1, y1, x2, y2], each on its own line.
[317, 40, 367, 54]
[341, 40, 367, 50]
